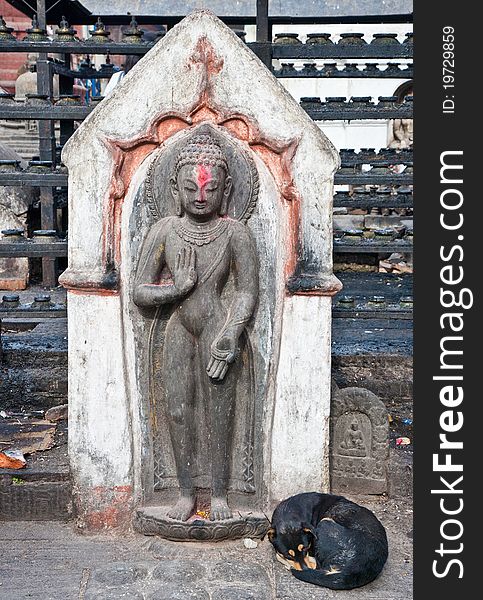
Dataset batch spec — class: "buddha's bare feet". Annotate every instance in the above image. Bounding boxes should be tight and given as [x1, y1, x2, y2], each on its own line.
[210, 496, 232, 521]
[167, 494, 195, 521]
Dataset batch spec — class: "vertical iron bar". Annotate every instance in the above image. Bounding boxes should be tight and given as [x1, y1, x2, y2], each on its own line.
[36, 59, 55, 162]
[59, 53, 74, 147]
[39, 189, 57, 285]
[36, 0, 46, 29]
[37, 0, 57, 286]
[256, 0, 272, 69]
[58, 53, 73, 241]
[256, 0, 269, 42]
[36, 0, 55, 163]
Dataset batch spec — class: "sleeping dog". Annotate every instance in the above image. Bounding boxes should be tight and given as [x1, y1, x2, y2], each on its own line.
[268, 492, 388, 590]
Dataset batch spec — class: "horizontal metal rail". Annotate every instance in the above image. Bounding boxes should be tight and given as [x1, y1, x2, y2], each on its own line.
[0, 104, 93, 120]
[333, 191, 413, 208]
[334, 172, 412, 185]
[0, 307, 67, 318]
[0, 172, 68, 186]
[0, 39, 412, 59]
[272, 43, 412, 59]
[340, 149, 412, 166]
[0, 102, 412, 122]
[0, 241, 67, 257]
[333, 238, 413, 253]
[304, 102, 412, 120]
[274, 63, 413, 79]
[336, 271, 413, 295]
[332, 307, 412, 319]
[0, 40, 153, 54]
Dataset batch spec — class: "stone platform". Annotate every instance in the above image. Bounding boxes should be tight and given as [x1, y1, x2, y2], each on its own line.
[1, 313, 412, 412]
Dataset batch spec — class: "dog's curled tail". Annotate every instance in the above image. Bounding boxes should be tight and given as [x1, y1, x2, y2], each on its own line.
[291, 568, 372, 590]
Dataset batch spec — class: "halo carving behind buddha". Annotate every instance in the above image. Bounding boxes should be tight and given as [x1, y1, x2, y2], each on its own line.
[145, 123, 259, 224]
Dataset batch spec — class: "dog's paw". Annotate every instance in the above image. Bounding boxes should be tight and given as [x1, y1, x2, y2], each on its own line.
[276, 553, 295, 571]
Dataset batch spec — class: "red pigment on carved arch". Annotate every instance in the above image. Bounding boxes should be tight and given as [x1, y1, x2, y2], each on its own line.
[103, 114, 192, 269]
[103, 113, 300, 281]
[102, 110, 300, 284]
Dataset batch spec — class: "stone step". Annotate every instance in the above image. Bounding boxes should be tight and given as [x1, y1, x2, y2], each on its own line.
[0, 424, 72, 521]
[0, 319, 68, 411]
[0, 478, 72, 521]
[1, 316, 412, 446]
[1, 316, 412, 411]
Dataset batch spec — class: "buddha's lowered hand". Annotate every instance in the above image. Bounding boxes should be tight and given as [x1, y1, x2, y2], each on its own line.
[206, 330, 238, 381]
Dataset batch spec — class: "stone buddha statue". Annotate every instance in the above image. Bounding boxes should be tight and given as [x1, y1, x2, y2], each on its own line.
[133, 132, 259, 522]
[339, 419, 366, 457]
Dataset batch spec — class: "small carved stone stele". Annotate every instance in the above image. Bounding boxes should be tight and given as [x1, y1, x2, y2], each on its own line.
[330, 387, 389, 495]
[133, 124, 264, 538]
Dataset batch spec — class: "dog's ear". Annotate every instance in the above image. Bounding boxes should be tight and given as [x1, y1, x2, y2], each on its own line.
[302, 523, 317, 539]
[264, 527, 276, 542]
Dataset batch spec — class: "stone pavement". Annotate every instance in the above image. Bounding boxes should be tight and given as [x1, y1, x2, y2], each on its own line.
[0, 496, 412, 600]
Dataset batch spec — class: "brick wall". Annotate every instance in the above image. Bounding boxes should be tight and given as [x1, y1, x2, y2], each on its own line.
[0, 0, 31, 92]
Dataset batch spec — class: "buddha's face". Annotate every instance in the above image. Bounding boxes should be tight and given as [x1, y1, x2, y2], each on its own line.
[172, 163, 232, 221]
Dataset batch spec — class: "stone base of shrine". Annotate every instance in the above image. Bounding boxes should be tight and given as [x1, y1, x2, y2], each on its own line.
[134, 506, 269, 541]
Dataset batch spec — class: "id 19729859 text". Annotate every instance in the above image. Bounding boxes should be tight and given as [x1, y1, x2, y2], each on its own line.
[442, 26, 455, 114]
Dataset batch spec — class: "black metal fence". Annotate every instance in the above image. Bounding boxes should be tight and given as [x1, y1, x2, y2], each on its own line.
[0, 0, 413, 325]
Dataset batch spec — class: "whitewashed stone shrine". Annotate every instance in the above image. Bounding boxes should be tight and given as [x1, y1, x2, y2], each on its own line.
[59, 11, 340, 536]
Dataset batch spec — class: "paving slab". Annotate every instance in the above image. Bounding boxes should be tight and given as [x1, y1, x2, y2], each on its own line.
[0, 497, 412, 600]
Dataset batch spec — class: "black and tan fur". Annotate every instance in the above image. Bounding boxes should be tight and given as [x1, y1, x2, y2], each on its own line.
[268, 492, 388, 590]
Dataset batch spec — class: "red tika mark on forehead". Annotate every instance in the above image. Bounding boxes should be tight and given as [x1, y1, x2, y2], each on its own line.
[196, 163, 212, 202]
[197, 163, 212, 187]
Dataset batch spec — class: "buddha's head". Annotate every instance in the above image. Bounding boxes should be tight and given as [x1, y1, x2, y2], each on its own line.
[170, 133, 233, 220]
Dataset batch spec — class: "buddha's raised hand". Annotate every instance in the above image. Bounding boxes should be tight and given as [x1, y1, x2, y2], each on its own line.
[173, 246, 197, 295]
